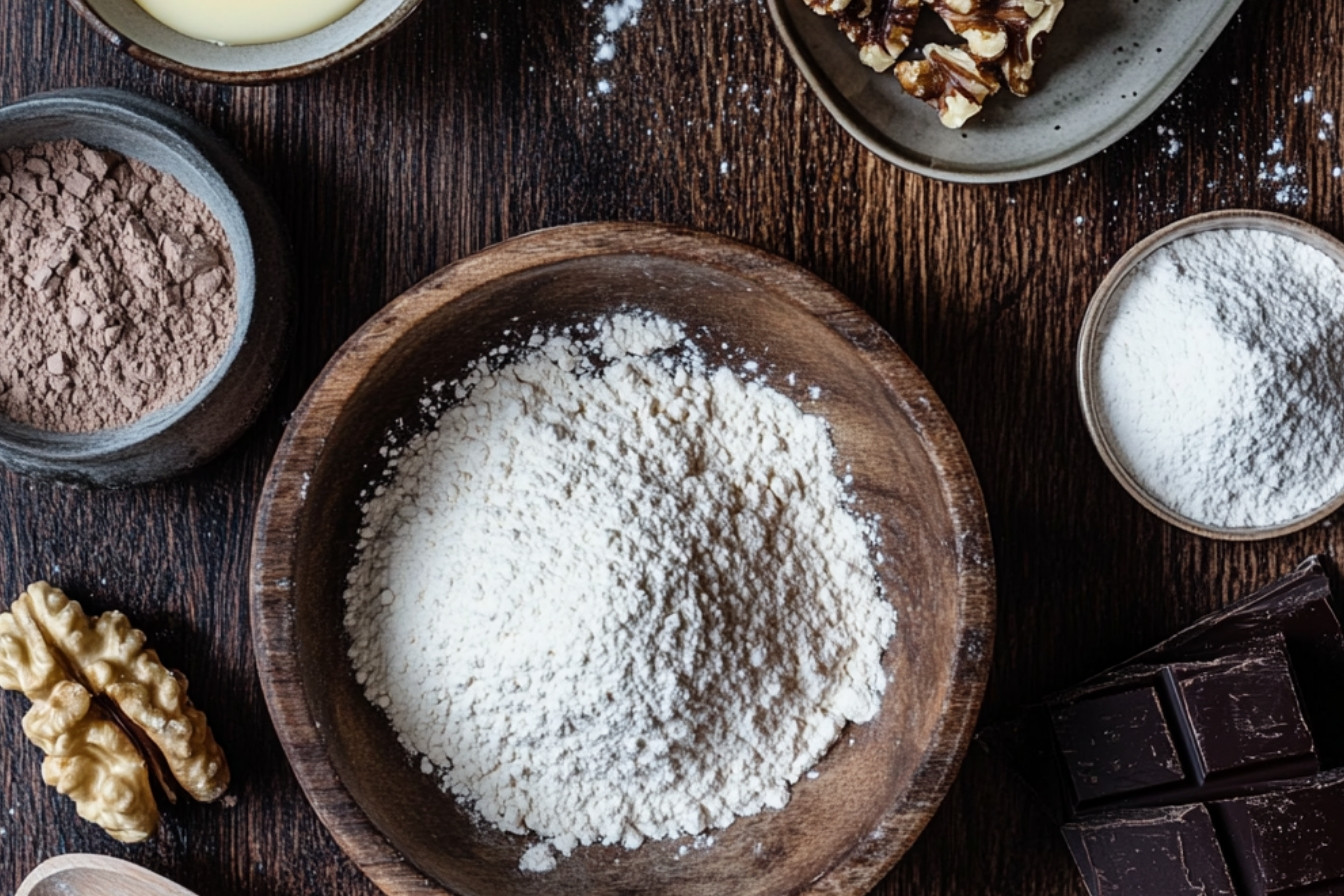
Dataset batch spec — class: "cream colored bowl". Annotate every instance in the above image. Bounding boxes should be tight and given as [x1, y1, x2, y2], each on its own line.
[67, 0, 422, 83]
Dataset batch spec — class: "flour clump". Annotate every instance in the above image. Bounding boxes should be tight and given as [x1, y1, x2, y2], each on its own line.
[343, 312, 894, 864]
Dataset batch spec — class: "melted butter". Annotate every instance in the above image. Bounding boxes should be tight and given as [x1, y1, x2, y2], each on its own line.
[133, 0, 366, 45]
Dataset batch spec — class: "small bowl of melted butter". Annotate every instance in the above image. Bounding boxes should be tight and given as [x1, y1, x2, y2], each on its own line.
[66, 0, 423, 83]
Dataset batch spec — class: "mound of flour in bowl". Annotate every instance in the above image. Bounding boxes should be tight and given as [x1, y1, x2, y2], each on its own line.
[343, 312, 894, 869]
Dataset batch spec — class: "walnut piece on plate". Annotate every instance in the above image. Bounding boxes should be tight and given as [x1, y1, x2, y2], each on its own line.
[801, 0, 1067, 126]
[0, 582, 230, 841]
[896, 44, 1001, 128]
[808, 0, 923, 72]
[928, 0, 1066, 96]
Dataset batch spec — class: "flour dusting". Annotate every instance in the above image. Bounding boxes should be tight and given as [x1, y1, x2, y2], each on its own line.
[594, 0, 642, 62]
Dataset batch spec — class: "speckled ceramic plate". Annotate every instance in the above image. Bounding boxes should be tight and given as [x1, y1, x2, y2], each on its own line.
[767, 0, 1246, 182]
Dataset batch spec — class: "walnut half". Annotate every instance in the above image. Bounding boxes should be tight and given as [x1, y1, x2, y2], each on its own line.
[927, 0, 1065, 96]
[816, 0, 923, 72]
[895, 44, 1000, 128]
[0, 583, 229, 841]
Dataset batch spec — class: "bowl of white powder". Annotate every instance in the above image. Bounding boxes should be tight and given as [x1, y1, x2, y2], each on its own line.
[250, 222, 995, 896]
[1078, 210, 1344, 539]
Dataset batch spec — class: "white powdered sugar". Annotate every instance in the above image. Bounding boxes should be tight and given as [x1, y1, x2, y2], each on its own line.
[593, 0, 642, 62]
[1095, 228, 1344, 529]
[343, 312, 894, 867]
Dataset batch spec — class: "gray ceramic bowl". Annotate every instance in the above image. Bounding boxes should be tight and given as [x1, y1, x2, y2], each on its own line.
[0, 88, 291, 487]
[67, 0, 422, 83]
[1077, 210, 1344, 540]
[768, 0, 1245, 182]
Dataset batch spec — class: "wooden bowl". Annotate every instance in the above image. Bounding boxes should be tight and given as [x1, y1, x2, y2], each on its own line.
[250, 223, 995, 896]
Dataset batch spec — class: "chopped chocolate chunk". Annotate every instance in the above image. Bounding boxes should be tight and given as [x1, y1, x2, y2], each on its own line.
[1062, 804, 1236, 896]
[1051, 686, 1184, 805]
[1212, 769, 1344, 896]
[1164, 645, 1315, 784]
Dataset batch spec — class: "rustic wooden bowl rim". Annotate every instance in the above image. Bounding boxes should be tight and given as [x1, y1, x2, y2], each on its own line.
[250, 221, 996, 896]
[1077, 208, 1344, 540]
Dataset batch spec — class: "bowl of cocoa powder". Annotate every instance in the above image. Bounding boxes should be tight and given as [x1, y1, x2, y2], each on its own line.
[0, 88, 290, 487]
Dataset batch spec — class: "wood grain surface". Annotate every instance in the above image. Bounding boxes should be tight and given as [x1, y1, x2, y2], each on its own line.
[0, 0, 1337, 894]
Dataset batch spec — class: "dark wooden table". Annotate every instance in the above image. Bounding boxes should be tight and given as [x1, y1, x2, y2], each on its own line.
[1, 0, 1337, 893]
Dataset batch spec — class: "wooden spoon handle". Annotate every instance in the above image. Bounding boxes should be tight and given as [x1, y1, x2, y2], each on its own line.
[17, 854, 200, 896]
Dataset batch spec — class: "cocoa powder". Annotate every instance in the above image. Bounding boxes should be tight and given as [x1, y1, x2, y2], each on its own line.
[0, 138, 237, 433]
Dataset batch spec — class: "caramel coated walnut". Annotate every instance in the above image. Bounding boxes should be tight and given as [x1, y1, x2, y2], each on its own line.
[0, 582, 230, 840]
[928, 0, 1065, 96]
[810, 0, 922, 72]
[896, 44, 1000, 128]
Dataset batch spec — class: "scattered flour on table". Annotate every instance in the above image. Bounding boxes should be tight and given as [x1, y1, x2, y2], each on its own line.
[1095, 228, 1344, 529]
[593, 0, 643, 62]
[343, 312, 894, 870]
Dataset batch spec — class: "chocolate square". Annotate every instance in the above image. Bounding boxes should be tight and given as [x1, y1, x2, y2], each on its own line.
[1136, 556, 1344, 767]
[1051, 685, 1185, 805]
[1062, 804, 1236, 896]
[1212, 769, 1344, 896]
[1165, 639, 1315, 783]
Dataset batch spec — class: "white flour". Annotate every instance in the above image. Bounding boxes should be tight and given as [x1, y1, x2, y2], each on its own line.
[343, 312, 894, 867]
[1095, 228, 1344, 528]
[593, 0, 642, 62]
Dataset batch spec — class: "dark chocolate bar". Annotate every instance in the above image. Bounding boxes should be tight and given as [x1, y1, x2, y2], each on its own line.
[1063, 770, 1344, 896]
[1048, 635, 1317, 812]
[980, 557, 1344, 820]
[1062, 805, 1236, 896]
[981, 558, 1344, 896]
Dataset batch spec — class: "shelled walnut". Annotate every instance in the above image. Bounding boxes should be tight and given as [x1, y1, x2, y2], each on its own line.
[896, 44, 1000, 129]
[929, 0, 1065, 96]
[0, 582, 229, 842]
[806, 0, 922, 72]
[803, 0, 1066, 127]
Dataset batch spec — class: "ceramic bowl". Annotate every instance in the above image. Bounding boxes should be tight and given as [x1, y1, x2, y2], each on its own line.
[0, 88, 290, 487]
[767, 0, 1245, 182]
[250, 222, 995, 896]
[1077, 209, 1344, 540]
[66, 0, 423, 83]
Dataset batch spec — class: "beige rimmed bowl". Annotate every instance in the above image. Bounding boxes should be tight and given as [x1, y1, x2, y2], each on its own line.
[250, 222, 995, 896]
[66, 0, 423, 84]
[1077, 209, 1344, 540]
